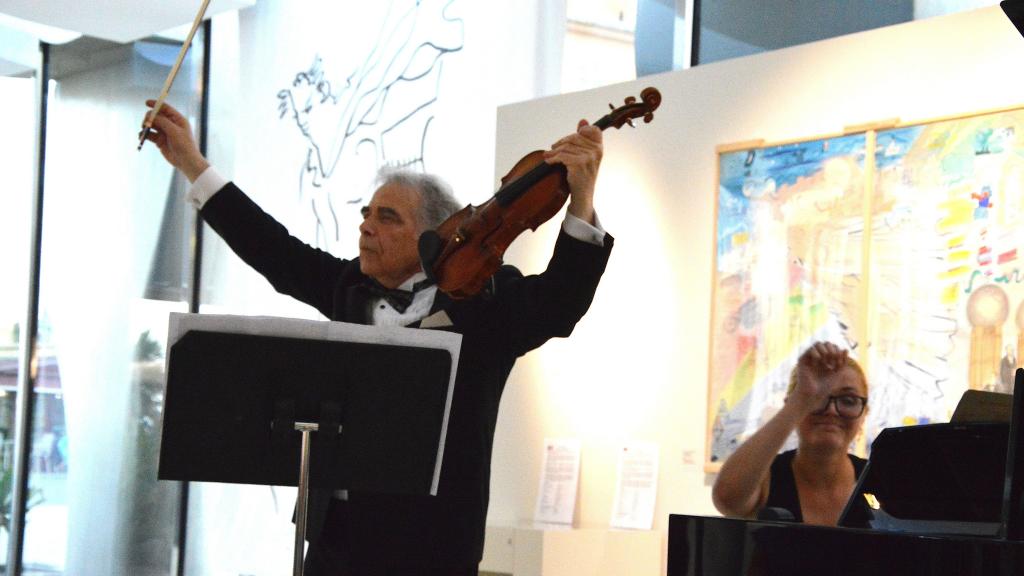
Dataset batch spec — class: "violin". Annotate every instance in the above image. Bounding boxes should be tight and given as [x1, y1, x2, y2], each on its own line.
[418, 87, 661, 299]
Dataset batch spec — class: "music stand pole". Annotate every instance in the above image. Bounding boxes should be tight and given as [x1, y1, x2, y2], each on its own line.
[293, 422, 344, 575]
[294, 422, 314, 576]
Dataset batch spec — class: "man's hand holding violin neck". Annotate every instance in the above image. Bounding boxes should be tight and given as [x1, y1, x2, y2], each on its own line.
[543, 119, 603, 225]
[142, 100, 209, 183]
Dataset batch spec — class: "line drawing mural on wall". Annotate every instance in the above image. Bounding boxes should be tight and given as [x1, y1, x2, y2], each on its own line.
[276, 0, 464, 249]
[708, 108, 1024, 469]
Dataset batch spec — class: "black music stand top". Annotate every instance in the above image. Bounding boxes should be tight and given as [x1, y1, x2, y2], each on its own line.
[157, 313, 462, 496]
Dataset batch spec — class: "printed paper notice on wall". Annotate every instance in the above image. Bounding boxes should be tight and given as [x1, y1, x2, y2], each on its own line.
[533, 438, 581, 526]
[610, 442, 659, 530]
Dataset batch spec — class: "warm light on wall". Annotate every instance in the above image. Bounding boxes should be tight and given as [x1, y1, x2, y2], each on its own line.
[528, 154, 682, 441]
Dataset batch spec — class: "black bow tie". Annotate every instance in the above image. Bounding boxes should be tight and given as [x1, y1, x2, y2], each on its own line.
[363, 278, 434, 313]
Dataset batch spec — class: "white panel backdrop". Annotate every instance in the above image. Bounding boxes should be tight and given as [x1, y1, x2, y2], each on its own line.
[492, 5, 1024, 570]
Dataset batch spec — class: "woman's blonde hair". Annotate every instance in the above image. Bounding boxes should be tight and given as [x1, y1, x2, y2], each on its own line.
[787, 353, 868, 396]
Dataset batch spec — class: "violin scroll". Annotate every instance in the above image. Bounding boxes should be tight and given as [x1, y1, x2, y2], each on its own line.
[596, 86, 661, 131]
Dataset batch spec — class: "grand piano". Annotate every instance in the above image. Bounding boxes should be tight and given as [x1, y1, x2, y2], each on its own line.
[668, 369, 1024, 575]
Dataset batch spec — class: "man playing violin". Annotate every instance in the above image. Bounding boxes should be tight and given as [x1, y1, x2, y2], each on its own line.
[143, 100, 613, 576]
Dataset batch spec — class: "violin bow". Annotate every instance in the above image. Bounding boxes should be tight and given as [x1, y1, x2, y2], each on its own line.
[137, 0, 212, 151]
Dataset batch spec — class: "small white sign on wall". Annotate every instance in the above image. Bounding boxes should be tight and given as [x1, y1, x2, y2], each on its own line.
[610, 442, 659, 530]
[533, 438, 581, 526]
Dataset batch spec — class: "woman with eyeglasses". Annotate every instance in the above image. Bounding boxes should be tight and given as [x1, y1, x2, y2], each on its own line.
[712, 341, 870, 526]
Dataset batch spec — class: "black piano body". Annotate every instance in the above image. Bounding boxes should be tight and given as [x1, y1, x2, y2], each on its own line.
[667, 514, 1024, 576]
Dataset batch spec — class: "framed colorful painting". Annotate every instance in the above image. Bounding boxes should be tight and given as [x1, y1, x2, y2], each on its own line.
[708, 107, 1024, 470]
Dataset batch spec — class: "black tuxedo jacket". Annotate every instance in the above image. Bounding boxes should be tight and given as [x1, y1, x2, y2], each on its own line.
[199, 182, 613, 567]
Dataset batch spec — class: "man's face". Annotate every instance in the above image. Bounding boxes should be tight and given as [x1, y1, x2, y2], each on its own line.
[358, 184, 423, 288]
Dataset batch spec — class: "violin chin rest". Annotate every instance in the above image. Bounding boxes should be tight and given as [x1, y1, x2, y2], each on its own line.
[418, 230, 443, 282]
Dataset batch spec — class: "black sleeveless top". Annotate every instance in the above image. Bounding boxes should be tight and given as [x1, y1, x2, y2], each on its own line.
[762, 449, 868, 524]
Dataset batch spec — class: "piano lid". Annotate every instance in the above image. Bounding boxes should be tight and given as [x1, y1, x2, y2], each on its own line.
[838, 421, 1008, 536]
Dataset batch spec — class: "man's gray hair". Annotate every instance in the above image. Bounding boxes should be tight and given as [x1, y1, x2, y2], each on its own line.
[376, 167, 463, 231]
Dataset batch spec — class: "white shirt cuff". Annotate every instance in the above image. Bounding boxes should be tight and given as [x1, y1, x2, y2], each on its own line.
[561, 211, 606, 246]
[186, 166, 230, 209]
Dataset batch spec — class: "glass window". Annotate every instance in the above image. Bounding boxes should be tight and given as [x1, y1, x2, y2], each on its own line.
[0, 73, 36, 571]
[696, 0, 913, 65]
[27, 31, 204, 574]
[694, 0, 1001, 66]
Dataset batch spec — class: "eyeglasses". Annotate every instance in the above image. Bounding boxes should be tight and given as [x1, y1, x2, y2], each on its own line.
[813, 395, 868, 419]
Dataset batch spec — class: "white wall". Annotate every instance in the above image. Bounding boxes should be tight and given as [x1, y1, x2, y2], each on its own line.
[487, 4, 1024, 566]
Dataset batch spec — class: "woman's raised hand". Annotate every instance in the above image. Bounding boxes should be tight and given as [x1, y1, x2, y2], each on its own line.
[790, 341, 848, 415]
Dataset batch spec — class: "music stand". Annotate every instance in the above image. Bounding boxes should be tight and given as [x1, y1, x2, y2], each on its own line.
[157, 313, 461, 575]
